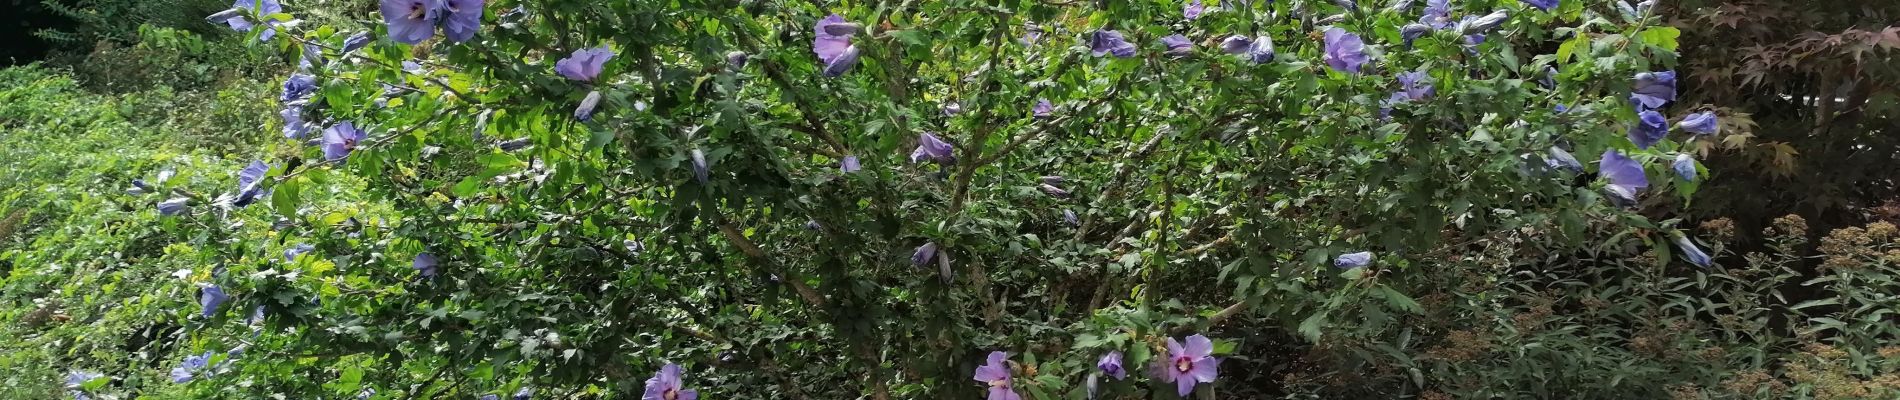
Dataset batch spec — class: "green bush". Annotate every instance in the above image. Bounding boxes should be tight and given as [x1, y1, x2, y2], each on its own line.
[3, 0, 1899, 399]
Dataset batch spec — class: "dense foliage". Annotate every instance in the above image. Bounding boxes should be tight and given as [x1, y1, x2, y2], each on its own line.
[2, 0, 1898, 399]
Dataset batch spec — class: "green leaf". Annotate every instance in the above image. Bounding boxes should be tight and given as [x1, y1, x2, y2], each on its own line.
[1297, 312, 1327, 342]
[453, 177, 483, 197]
[1635, 27, 1681, 51]
[1556, 34, 1588, 64]
[271, 179, 301, 216]
[1377, 286, 1422, 314]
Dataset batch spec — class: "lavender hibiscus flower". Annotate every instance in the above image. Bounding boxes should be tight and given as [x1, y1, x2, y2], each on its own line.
[973, 351, 1022, 400]
[200, 284, 229, 318]
[642, 364, 698, 400]
[1159, 334, 1220, 396]
[221, 0, 283, 41]
[1185, 0, 1206, 19]
[910, 132, 956, 165]
[1098, 351, 1127, 380]
[1628, 110, 1668, 149]
[322, 121, 367, 161]
[1673, 154, 1697, 182]
[814, 15, 862, 77]
[1323, 28, 1369, 74]
[1161, 34, 1193, 57]
[1600, 149, 1649, 207]
[1090, 29, 1137, 58]
[439, 0, 483, 43]
[556, 46, 614, 82]
[1673, 234, 1713, 267]
[1679, 111, 1718, 135]
[1630, 71, 1676, 110]
[1335, 251, 1373, 268]
[380, 0, 440, 44]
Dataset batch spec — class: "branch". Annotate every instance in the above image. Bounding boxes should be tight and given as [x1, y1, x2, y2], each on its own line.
[715, 221, 829, 309]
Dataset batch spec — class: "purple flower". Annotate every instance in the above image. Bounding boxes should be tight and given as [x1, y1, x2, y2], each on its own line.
[813, 15, 860, 76]
[480, 395, 499, 400]
[129, 179, 153, 195]
[973, 351, 1022, 400]
[1679, 111, 1718, 135]
[499, 137, 531, 151]
[438, 0, 482, 43]
[1554, 104, 1570, 113]
[556, 46, 614, 82]
[284, 244, 315, 262]
[1160, 334, 1219, 397]
[223, 0, 282, 41]
[1599, 149, 1649, 207]
[1457, 10, 1509, 36]
[1630, 71, 1676, 110]
[1033, 98, 1054, 118]
[804, 220, 822, 231]
[413, 252, 438, 277]
[206, 9, 243, 25]
[158, 198, 190, 216]
[942, 102, 964, 116]
[1396, 71, 1434, 101]
[230, 160, 270, 208]
[1400, 23, 1431, 48]
[822, 45, 862, 77]
[1090, 29, 1137, 58]
[277, 104, 311, 139]
[1522, 0, 1559, 11]
[67, 370, 103, 389]
[1673, 234, 1713, 267]
[690, 149, 710, 184]
[1063, 209, 1079, 227]
[1335, 251, 1373, 268]
[841, 155, 861, 173]
[1040, 175, 1065, 185]
[170, 351, 213, 383]
[641, 364, 698, 400]
[322, 121, 367, 161]
[1039, 183, 1070, 198]
[1673, 153, 1697, 182]
[726, 51, 748, 70]
[1247, 35, 1276, 64]
[1546, 146, 1582, 173]
[1421, 0, 1452, 28]
[911, 242, 938, 268]
[910, 132, 956, 165]
[1322, 28, 1369, 74]
[1098, 351, 1127, 380]
[200, 285, 229, 318]
[821, 20, 863, 36]
[1161, 34, 1193, 57]
[1539, 65, 1559, 89]
[343, 32, 373, 53]
[1184, 0, 1206, 19]
[1021, 23, 1043, 46]
[380, 0, 440, 45]
[574, 90, 603, 121]
[1221, 35, 1252, 55]
[281, 74, 317, 103]
[298, 43, 323, 70]
[513, 387, 533, 400]
[1628, 110, 1668, 149]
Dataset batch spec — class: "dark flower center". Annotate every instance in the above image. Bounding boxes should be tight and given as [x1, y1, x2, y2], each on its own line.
[663, 388, 678, 400]
[1175, 357, 1193, 372]
[408, 3, 427, 19]
[988, 378, 1009, 388]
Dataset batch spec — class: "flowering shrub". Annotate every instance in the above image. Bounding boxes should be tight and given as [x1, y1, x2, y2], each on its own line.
[16, 0, 1856, 398]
